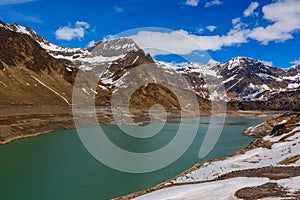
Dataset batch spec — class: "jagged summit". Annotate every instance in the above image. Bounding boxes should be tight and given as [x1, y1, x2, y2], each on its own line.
[0, 21, 141, 65]
[0, 20, 32, 35]
[10, 23, 142, 72]
[0, 19, 299, 111]
[89, 38, 139, 57]
[0, 20, 155, 106]
[177, 56, 300, 104]
[225, 57, 273, 71]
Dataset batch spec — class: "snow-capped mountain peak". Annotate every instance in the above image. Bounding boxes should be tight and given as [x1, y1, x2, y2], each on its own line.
[89, 38, 139, 57]
[176, 56, 300, 102]
[5, 22, 147, 76]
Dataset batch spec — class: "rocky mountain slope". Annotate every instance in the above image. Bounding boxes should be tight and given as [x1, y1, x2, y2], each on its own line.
[179, 57, 300, 100]
[0, 20, 299, 112]
[0, 20, 212, 126]
[0, 22, 75, 105]
[0, 20, 195, 143]
[0, 22, 168, 108]
[178, 57, 300, 110]
[118, 113, 300, 199]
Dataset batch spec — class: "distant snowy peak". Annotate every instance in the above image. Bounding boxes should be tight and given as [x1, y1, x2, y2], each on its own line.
[220, 57, 300, 101]
[225, 57, 272, 71]
[207, 58, 220, 65]
[176, 56, 300, 101]
[89, 38, 139, 57]
[179, 62, 221, 78]
[1, 20, 299, 104]
[227, 57, 245, 70]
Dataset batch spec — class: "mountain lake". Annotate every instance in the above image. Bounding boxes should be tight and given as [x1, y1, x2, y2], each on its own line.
[0, 117, 263, 200]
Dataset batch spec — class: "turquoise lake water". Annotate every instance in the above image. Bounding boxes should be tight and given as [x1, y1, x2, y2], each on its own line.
[0, 117, 263, 200]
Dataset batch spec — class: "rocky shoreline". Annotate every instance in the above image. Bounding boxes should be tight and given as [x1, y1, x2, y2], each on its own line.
[0, 105, 285, 145]
[115, 112, 300, 199]
[1, 106, 299, 199]
[0, 105, 74, 144]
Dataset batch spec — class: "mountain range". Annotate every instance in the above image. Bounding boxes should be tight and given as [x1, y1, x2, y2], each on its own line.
[0, 20, 299, 112]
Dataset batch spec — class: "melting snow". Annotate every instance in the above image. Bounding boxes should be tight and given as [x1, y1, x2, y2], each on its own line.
[288, 83, 300, 89]
[15, 25, 31, 35]
[256, 73, 282, 82]
[227, 58, 242, 70]
[66, 67, 72, 72]
[132, 56, 139, 65]
[277, 176, 300, 194]
[278, 120, 287, 125]
[283, 74, 300, 81]
[170, 124, 300, 184]
[223, 74, 237, 84]
[81, 88, 89, 95]
[102, 78, 113, 85]
[134, 177, 269, 200]
[98, 85, 108, 91]
[227, 78, 243, 91]
[183, 62, 222, 78]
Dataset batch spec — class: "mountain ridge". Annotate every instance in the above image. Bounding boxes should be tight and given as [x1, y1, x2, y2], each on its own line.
[0, 20, 299, 111]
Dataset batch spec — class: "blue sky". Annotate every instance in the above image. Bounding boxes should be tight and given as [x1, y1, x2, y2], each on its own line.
[0, 0, 300, 67]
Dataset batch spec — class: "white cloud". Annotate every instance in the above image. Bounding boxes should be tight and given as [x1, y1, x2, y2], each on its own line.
[260, 60, 273, 66]
[127, 0, 300, 56]
[129, 28, 249, 55]
[248, 0, 300, 44]
[206, 25, 217, 32]
[23, 16, 43, 23]
[75, 21, 90, 29]
[55, 21, 90, 41]
[196, 28, 204, 34]
[87, 40, 96, 48]
[232, 17, 241, 26]
[0, 0, 36, 5]
[114, 6, 124, 13]
[185, 0, 199, 6]
[232, 17, 248, 30]
[243, 2, 259, 17]
[204, 0, 223, 8]
[291, 58, 300, 65]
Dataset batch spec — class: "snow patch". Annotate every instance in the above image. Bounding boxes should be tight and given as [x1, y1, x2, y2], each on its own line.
[66, 67, 72, 72]
[277, 176, 300, 194]
[256, 73, 282, 82]
[169, 123, 300, 185]
[223, 74, 237, 84]
[101, 78, 113, 85]
[184, 62, 222, 78]
[288, 83, 300, 89]
[134, 177, 269, 200]
[15, 25, 30, 35]
[283, 74, 300, 81]
[98, 85, 108, 91]
[278, 120, 287, 125]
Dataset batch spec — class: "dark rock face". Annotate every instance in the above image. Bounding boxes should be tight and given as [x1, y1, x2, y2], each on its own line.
[243, 113, 300, 138]
[0, 27, 59, 72]
[235, 182, 288, 200]
[228, 90, 300, 111]
[179, 57, 300, 111]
